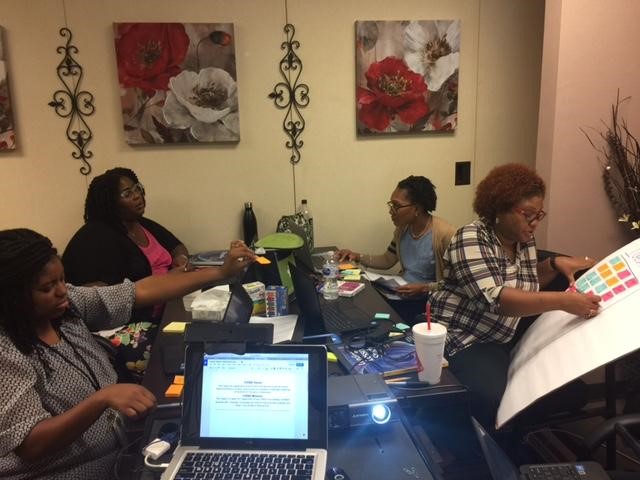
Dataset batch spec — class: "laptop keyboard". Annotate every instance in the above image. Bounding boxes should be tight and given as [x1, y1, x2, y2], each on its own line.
[174, 451, 316, 480]
[523, 464, 585, 480]
[320, 300, 369, 333]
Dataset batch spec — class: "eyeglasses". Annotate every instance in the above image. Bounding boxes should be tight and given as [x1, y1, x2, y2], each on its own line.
[119, 182, 145, 200]
[387, 201, 415, 213]
[514, 207, 546, 225]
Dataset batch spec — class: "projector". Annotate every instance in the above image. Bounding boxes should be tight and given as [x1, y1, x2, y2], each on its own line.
[328, 374, 399, 430]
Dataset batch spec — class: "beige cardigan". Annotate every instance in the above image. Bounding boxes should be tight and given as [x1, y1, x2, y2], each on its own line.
[361, 215, 456, 290]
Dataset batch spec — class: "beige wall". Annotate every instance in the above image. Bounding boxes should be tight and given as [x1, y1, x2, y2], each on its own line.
[538, 0, 640, 259]
[0, 0, 544, 255]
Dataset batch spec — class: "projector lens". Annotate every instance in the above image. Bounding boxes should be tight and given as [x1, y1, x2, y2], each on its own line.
[371, 404, 391, 424]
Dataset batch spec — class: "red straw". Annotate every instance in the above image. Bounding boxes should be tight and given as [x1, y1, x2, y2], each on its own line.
[426, 303, 431, 330]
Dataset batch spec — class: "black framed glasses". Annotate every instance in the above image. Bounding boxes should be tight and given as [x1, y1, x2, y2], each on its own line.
[119, 182, 145, 200]
[514, 207, 546, 225]
[387, 201, 415, 213]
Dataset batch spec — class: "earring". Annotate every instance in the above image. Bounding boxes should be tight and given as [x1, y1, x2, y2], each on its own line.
[495, 217, 500, 224]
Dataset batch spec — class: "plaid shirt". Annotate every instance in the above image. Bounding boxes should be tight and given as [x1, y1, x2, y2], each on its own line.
[430, 220, 539, 357]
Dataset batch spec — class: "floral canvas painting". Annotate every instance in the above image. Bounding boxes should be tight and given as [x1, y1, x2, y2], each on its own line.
[356, 20, 460, 135]
[114, 22, 239, 144]
[0, 27, 16, 150]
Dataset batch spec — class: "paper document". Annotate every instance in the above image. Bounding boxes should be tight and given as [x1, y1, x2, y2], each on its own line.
[250, 314, 298, 343]
[363, 271, 407, 300]
[496, 238, 640, 428]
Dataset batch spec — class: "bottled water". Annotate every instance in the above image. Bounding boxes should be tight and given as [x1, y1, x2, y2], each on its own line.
[322, 252, 339, 300]
[297, 198, 314, 250]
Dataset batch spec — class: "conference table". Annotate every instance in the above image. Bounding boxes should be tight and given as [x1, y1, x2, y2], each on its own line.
[134, 276, 473, 480]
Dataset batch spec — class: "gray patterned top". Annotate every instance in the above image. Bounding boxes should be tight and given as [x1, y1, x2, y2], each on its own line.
[0, 281, 135, 480]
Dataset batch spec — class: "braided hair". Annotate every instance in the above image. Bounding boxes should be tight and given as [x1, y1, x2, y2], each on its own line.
[0, 228, 58, 355]
[83, 167, 139, 231]
[397, 175, 438, 213]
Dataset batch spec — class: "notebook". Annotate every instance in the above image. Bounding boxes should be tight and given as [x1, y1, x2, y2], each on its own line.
[471, 417, 610, 480]
[161, 343, 328, 480]
[289, 262, 392, 339]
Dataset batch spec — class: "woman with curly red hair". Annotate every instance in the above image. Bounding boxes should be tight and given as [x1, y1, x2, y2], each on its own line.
[429, 163, 601, 428]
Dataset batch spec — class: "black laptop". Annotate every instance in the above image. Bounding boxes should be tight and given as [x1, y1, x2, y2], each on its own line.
[289, 261, 392, 340]
[160, 343, 328, 480]
[471, 417, 610, 480]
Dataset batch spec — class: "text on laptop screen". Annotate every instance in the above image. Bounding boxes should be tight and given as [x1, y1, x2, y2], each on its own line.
[200, 352, 310, 440]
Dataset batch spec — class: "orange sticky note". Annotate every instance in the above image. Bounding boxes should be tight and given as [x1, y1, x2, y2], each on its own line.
[173, 375, 184, 385]
[256, 256, 271, 265]
[339, 263, 356, 270]
[165, 383, 184, 398]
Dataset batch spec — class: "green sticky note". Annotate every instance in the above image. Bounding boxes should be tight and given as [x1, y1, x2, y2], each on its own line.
[394, 322, 410, 331]
[374, 312, 391, 320]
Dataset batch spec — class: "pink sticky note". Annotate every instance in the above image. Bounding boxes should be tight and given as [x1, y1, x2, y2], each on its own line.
[618, 270, 631, 279]
[613, 284, 626, 295]
[601, 291, 614, 302]
[625, 278, 639, 288]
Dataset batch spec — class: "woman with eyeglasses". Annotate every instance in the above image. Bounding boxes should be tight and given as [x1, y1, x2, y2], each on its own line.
[62, 167, 190, 377]
[337, 175, 456, 323]
[429, 163, 600, 428]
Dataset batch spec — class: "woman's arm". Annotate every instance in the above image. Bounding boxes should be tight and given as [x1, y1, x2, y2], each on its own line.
[134, 241, 255, 308]
[537, 254, 596, 289]
[497, 287, 601, 318]
[171, 244, 190, 269]
[15, 384, 155, 462]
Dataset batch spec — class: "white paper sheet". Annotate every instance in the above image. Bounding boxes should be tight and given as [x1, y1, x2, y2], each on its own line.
[496, 238, 640, 428]
[249, 314, 298, 343]
[362, 271, 407, 300]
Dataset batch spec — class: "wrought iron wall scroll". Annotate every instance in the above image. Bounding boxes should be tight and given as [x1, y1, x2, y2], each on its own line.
[48, 27, 95, 175]
[268, 23, 309, 165]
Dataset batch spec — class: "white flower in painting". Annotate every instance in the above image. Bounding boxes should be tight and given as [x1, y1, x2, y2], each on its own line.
[619, 214, 630, 223]
[403, 20, 460, 92]
[163, 68, 239, 142]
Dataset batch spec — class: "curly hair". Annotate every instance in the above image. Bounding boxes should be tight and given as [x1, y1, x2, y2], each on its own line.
[84, 167, 139, 229]
[397, 175, 437, 213]
[0, 228, 58, 355]
[473, 163, 546, 224]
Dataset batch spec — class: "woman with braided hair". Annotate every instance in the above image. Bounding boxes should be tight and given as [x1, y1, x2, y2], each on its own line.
[0, 228, 254, 479]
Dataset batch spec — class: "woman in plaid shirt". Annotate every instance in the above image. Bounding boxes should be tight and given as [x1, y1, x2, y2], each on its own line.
[429, 164, 600, 428]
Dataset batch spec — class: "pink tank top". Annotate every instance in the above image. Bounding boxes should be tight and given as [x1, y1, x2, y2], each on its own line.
[138, 226, 172, 318]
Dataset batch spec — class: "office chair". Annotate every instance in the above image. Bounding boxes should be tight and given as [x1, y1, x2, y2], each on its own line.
[578, 414, 640, 478]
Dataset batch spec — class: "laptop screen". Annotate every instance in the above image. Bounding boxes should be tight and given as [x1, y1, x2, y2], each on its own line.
[181, 343, 327, 450]
[471, 417, 520, 480]
[200, 352, 310, 440]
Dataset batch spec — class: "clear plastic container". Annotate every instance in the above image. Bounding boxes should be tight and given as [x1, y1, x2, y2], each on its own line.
[322, 252, 340, 300]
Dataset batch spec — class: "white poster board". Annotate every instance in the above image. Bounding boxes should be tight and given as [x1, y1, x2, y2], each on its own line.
[496, 238, 640, 428]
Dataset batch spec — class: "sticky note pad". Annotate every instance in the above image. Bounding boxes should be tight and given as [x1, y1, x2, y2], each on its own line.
[256, 256, 271, 265]
[374, 312, 391, 320]
[394, 322, 410, 331]
[162, 321, 188, 333]
[165, 383, 184, 398]
[173, 375, 184, 385]
[327, 352, 338, 363]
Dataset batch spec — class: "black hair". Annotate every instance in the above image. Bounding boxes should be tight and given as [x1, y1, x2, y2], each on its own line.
[397, 175, 437, 213]
[83, 167, 140, 229]
[0, 228, 58, 355]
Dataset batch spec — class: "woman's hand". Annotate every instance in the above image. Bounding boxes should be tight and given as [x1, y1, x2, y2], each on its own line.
[220, 240, 256, 277]
[97, 384, 157, 419]
[395, 283, 428, 297]
[336, 249, 359, 262]
[555, 255, 597, 284]
[561, 291, 602, 319]
[171, 253, 194, 272]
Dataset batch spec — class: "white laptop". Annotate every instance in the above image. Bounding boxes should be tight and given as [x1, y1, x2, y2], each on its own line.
[160, 343, 328, 480]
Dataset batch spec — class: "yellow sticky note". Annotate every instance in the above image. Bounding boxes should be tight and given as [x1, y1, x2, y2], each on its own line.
[165, 383, 184, 398]
[162, 321, 188, 334]
[342, 274, 361, 281]
[173, 375, 185, 385]
[256, 256, 271, 265]
[327, 352, 338, 363]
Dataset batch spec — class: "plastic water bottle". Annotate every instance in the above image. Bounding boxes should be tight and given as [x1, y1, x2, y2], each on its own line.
[322, 252, 339, 300]
[243, 202, 258, 246]
[297, 198, 314, 249]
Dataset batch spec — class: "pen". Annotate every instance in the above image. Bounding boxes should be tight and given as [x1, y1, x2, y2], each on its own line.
[386, 381, 432, 388]
[385, 376, 411, 383]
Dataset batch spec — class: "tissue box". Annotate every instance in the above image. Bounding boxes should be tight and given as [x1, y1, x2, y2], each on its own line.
[190, 287, 230, 321]
[242, 281, 266, 315]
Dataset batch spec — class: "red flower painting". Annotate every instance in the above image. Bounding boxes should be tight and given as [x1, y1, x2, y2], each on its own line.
[356, 56, 429, 132]
[115, 23, 190, 95]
